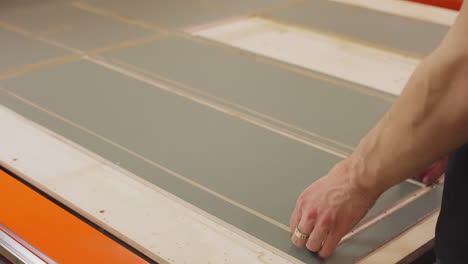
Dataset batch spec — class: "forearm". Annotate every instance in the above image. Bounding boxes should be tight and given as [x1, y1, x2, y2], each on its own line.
[347, 27, 468, 196]
[290, 2, 468, 258]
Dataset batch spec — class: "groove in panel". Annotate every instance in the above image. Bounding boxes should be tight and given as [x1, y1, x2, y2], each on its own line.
[265, 0, 449, 56]
[0, 3, 156, 50]
[0, 0, 444, 262]
[0, 83, 441, 264]
[0, 0, 62, 13]
[327, 186, 442, 264]
[0, 28, 68, 73]
[0, 59, 407, 230]
[104, 36, 392, 150]
[194, 17, 419, 95]
[0, 89, 315, 263]
[1, 61, 341, 229]
[76, 0, 289, 29]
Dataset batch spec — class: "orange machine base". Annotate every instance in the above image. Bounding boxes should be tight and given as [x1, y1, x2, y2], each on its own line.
[406, 0, 463, 10]
[0, 168, 151, 264]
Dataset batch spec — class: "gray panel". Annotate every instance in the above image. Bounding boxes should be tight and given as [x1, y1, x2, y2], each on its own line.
[0, 0, 444, 262]
[87, 0, 288, 29]
[0, 28, 68, 72]
[0, 3, 155, 50]
[0, 87, 441, 264]
[1, 60, 339, 225]
[327, 186, 442, 264]
[0, 91, 302, 260]
[0, 0, 62, 13]
[105, 36, 391, 150]
[2, 60, 413, 224]
[265, 0, 449, 56]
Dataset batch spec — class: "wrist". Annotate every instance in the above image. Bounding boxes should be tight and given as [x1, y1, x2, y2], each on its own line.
[338, 155, 386, 200]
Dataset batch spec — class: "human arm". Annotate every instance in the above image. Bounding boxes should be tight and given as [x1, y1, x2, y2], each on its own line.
[290, 1, 468, 258]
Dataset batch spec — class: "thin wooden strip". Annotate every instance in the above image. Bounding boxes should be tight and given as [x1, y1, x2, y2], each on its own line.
[89, 34, 167, 55]
[69, 0, 396, 101]
[0, 20, 163, 79]
[1, 18, 353, 155]
[1, 88, 293, 233]
[70, 1, 166, 33]
[0, 104, 299, 264]
[101, 55, 355, 153]
[258, 14, 425, 60]
[85, 57, 350, 159]
[342, 185, 434, 243]
[0, 55, 81, 80]
[194, 17, 419, 95]
[357, 210, 439, 264]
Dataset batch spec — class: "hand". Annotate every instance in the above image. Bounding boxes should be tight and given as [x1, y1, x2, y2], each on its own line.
[414, 157, 448, 184]
[289, 161, 379, 258]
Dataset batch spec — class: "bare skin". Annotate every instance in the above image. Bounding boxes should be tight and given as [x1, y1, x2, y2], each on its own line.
[414, 157, 447, 184]
[290, 2, 468, 258]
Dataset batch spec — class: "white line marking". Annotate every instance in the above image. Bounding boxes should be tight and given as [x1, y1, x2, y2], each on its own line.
[1, 88, 291, 233]
[342, 185, 434, 243]
[194, 17, 420, 96]
[0, 20, 350, 158]
[0, 104, 302, 264]
[87, 56, 349, 158]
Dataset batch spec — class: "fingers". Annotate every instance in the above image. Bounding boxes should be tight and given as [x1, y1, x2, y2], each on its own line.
[422, 158, 448, 184]
[318, 231, 342, 258]
[291, 210, 316, 248]
[306, 229, 327, 252]
[422, 171, 441, 184]
[414, 170, 428, 181]
[415, 157, 448, 183]
[306, 218, 330, 252]
[289, 206, 301, 233]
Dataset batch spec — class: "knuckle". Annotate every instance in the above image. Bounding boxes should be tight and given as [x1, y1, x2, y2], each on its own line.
[297, 194, 306, 207]
[320, 215, 333, 229]
[295, 198, 302, 208]
[304, 208, 318, 221]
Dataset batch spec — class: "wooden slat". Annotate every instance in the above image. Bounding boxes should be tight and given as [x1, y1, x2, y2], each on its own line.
[357, 211, 439, 264]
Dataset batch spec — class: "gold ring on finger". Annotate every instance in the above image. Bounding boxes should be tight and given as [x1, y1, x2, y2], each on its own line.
[294, 227, 310, 240]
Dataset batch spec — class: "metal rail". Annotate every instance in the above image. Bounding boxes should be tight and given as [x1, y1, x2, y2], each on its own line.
[0, 224, 56, 264]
